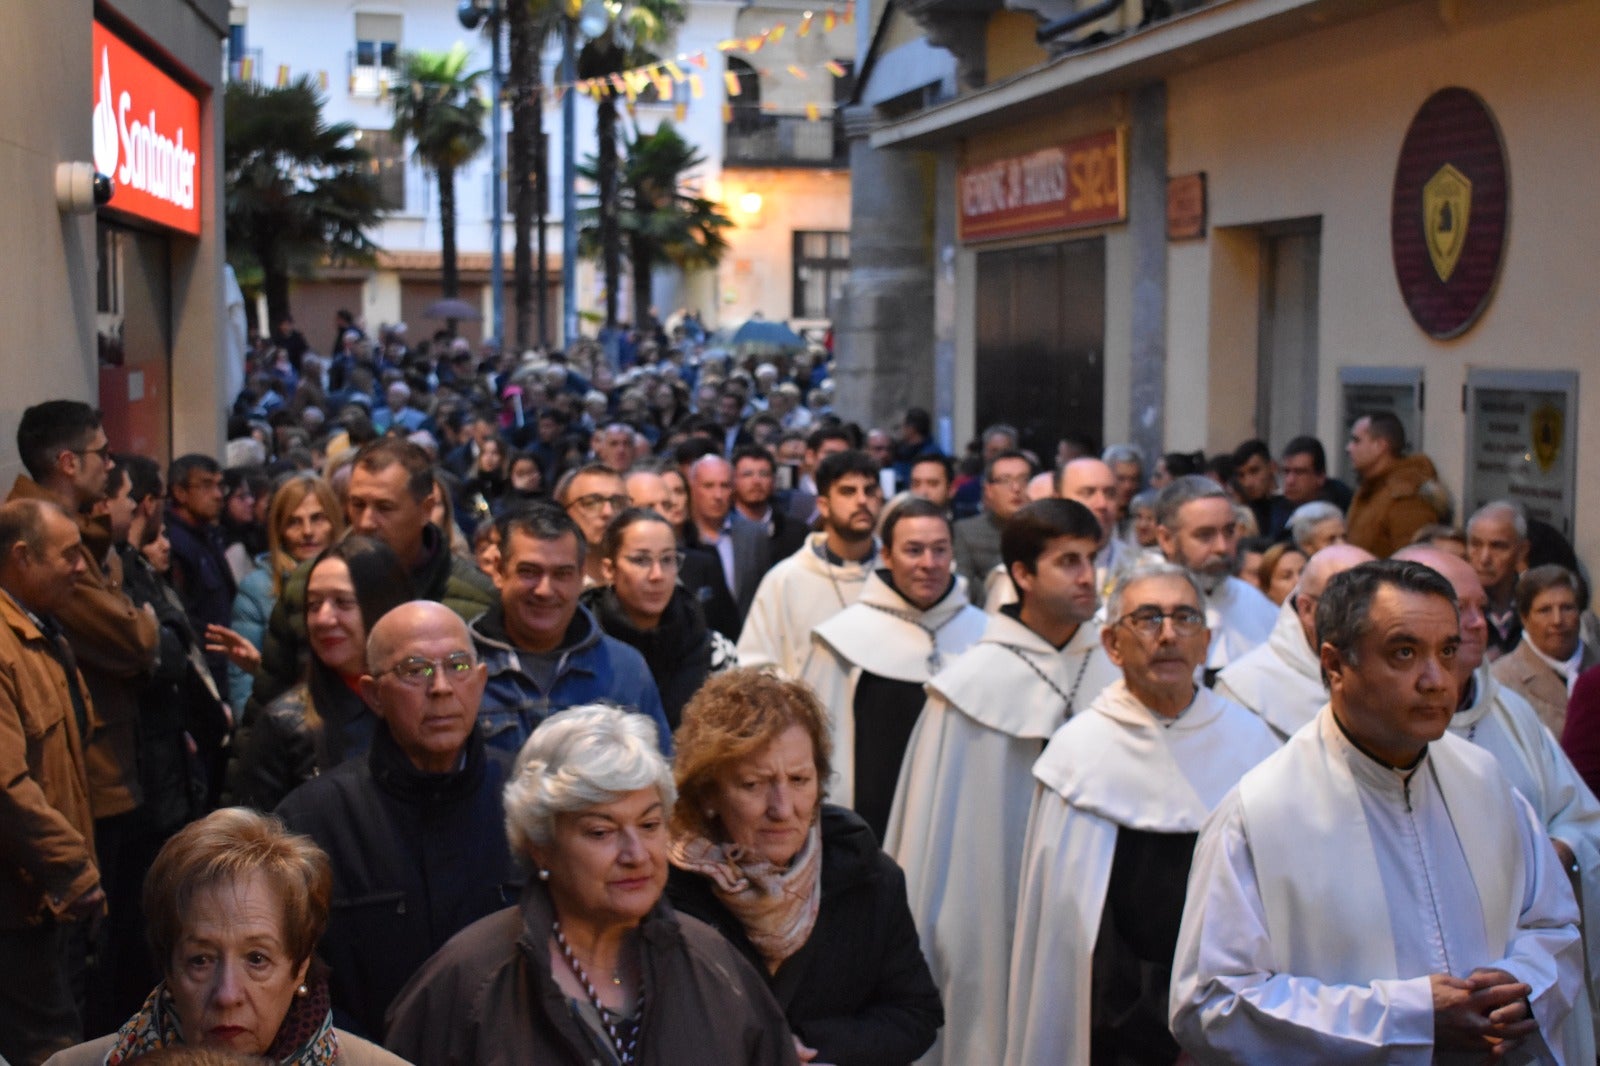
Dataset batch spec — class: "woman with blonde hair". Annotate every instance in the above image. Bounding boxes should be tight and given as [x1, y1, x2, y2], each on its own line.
[667, 669, 943, 1065]
[46, 808, 407, 1065]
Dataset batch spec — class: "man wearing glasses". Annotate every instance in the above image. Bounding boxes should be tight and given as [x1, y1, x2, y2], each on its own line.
[277, 601, 522, 1040]
[471, 505, 668, 757]
[555, 463, 631, 588]
[1006, 563, 1280, 1065]
[1216, 543, 1375, 740]
[952, 450, 1035, 605]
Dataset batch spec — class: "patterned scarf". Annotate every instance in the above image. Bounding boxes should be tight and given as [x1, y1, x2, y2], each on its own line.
[102, 979, 340, 1065]
[669, 820, 823, 974]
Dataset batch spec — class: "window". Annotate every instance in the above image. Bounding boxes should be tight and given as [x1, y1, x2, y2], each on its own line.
[792, 231, 849, 319]
[357, 129, 407, 212]
[351, 13, 401, 96]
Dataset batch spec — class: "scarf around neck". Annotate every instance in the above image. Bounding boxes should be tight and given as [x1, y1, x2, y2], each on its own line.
[669, 820, 823, 974]
[102, 978, 340, 1065]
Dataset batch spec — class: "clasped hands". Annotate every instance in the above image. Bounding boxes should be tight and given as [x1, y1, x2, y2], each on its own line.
[1432, 968, 1537, 1059]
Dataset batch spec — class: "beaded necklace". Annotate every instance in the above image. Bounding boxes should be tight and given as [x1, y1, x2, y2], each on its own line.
[1000, 642, 1094, 718]
[553, 920, 641, 1066]
[860, 599, 964, 672]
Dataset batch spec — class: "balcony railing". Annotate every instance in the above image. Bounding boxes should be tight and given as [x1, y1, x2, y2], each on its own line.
[724, 112, 848, 169]
[348, 51, 398, 98]
[227, 48, 263, 84]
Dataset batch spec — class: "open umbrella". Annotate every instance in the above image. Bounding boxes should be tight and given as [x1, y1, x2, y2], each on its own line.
[423, 297, 483, 321]
[731, 317, 805, 353]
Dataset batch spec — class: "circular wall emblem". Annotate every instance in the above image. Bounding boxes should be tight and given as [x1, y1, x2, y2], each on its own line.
[1390, 88, 1508, 339]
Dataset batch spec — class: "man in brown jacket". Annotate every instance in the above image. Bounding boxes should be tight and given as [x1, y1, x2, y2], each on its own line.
[1342, 410, 1444, 558]
[0, 498, 107, 1065]
[9, 401, 158, 1033]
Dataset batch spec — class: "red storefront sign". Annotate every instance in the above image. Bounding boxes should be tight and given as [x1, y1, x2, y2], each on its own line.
[958, 129, 1125, 243]
[92, 21, 202, 235]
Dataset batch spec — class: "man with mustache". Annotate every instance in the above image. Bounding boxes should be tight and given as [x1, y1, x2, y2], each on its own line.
[1006, 563, 1279, 1065]
[1172, 560, 1583, 1061]
[1154, 475, 1276, 681]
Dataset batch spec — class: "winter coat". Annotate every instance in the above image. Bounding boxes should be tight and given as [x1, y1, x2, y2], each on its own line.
[248, 525, 496, 722]
[580, 584, 736, 731]
[383, 881, 800, 1066]
[229, 555, 275, 712]
[45, 1028, 410, 1065]
[164, 505, 238, 690]
[1344, 453, 1445, 558]
[471, 603, 670, 756]
[667, 805, 944, 1066]
[276, 722, 523, 1040]
[232, 670, 373, 812]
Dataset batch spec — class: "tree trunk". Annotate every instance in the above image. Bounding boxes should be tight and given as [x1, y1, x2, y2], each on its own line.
[508, 4, 537, 351]
[598, 89, 621, 328]
[535, 83, 549, 348]
[439, 164, 459, 300]
[258, 237, 292, 337]
[630, 239, 653, 333]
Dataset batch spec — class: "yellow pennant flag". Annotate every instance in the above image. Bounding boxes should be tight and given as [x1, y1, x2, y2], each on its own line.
[722, 103, 733, 123]
[825, 60, 847, 77]
[318, 70, 329, 90]
[659, 77, 674, 102]
[805, 103, 820, 121]
[665, 60, 685, 81]
[716, 39, 740, 52]
[745, 35, 765, 51]
[787, 64, 808, 79]
[277, 64, 290, 87]
[241, 57, 254, 81]
[689, 73, 704, 99]
[823, 10, 836, 31]
[725, 70, 742, 96]
[674, 102, 687, 122]
[769, 24, 786, 42]
[799, 11, 814, 35]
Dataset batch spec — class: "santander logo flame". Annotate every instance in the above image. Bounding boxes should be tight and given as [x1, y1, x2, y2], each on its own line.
[90, 22, 202, 234]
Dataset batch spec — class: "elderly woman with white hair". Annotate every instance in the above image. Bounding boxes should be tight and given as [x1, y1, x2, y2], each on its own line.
[385, 705, 799, 1066]
[1285, 500, 1347, 556]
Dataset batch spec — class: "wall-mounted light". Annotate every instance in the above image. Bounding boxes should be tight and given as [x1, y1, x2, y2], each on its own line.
[56, 162, 113, 214]
[738, 191, 763, 215]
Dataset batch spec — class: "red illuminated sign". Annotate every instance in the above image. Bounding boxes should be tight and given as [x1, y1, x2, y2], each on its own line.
[92, 21, 203, 235]
[958, 130, 1125, 243]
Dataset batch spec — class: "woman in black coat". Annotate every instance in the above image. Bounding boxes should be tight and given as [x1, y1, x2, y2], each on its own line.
[666, 669, 943, 1066]
[582, 507, 735, 729]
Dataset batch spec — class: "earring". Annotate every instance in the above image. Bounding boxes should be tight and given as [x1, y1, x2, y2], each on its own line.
[538, 867, 551, 882]
[295, 984, 308, 998]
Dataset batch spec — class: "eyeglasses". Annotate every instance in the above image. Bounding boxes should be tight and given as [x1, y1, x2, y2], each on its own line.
[988, 475, 1030, 489]
[373, 652, 478, 687]
[620, 551, 683, 572]
[1116, 606, 1207, 637]
[72, 442, 112, 462]
[569, 493, 630, 514]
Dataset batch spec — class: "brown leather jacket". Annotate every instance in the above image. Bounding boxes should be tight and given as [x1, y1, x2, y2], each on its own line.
[1344, 454, 1444, 558]
[0, 590, 99, 928]
[7, 477, 159, 818]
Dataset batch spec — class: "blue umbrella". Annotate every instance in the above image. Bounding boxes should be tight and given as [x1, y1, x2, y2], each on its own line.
[731, 317, 806, 352]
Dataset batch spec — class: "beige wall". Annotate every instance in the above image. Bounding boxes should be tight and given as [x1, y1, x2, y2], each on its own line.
[716, 168, 852, 325]
[1165, 0, 1598, 561]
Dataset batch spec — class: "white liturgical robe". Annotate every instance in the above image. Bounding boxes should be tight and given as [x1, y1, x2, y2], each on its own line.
[1450, 666, 1600, 1060]
[1171, 704, 1584, 1065]
[1004, 683, 1280, 1066]
[1200, 575, 1277, 674]
[1213, 597, 1327, 739]
[801, 571, 986, 807]
[736, 533, 875, 677]
[881, 610, 1118, 1066]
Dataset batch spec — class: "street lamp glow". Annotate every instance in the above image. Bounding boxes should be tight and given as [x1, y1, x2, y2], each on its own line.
[738, 191, 763, 215]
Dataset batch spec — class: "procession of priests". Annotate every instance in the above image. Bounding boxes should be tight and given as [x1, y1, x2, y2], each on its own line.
[752, 448, 1598, 1065]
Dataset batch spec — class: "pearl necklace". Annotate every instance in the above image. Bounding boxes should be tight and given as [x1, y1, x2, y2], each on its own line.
[552, 920, 641, 1065]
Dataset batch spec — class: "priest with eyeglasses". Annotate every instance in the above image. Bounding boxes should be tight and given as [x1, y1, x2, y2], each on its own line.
[1005, 563, 1279, 1065]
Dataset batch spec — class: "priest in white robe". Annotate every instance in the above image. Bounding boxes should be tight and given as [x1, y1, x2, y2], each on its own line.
[1216, 543, 1374, 738]
[1005, 563, 1280, 1065]
[1171, 559, 1584, 1064]
[738, 450, 883, 676]
[883, 499, 1119, 1066]
[1397, 545, 1600, 1060]
[1154, 475, 1276, 680]
[801, 498, 986, 839]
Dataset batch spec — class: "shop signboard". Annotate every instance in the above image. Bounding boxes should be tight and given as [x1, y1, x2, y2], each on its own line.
[1464, 369, 1578, 538]
[958, 130, 1124, 243]
[1338, 367, 1423, 483]
[92, 20, 203, 235]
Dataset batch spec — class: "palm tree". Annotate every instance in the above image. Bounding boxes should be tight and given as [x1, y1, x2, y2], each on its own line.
[390, 44, 488, 300]
[579, 122, 731, 323]
[577, 0, 686, 328]
[224, 77, 382, 331]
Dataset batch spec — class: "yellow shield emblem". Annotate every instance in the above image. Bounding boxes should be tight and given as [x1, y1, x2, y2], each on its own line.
[1531, 403, 1563, 473]
[1423, 164, 1472, 282]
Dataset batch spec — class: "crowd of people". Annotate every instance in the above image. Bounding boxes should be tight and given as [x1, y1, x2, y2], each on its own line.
[5, 312, 1600, 1065]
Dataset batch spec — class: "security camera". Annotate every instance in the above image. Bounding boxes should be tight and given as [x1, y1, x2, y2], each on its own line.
[457, 0, 487, 30]
[55, 161, 110, 214]
[94, 172, 114, 206]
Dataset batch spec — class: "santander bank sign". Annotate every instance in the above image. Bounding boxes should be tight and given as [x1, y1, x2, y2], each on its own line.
[91, 21, 202, 235]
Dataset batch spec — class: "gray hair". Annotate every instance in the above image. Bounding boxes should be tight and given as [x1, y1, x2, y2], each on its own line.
[1155, 474, 1228, 531]
[1128, 488, 1159, 516]
[1287, 501, 1344, 552]
[1467, 500, 1528, 542]
[1315, 560, 1456, 684]
[982, 423, 1019, 447]
[1101, 443, 1145, 473]
[1106, 562, 1207, 621]
[504, 705, 677, 861]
